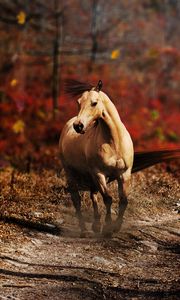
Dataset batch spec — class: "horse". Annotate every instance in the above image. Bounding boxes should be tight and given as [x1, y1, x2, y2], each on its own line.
[59, 79, 134, 237]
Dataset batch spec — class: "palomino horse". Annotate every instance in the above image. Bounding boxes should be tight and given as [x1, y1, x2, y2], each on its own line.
[59, 80, 134, 237]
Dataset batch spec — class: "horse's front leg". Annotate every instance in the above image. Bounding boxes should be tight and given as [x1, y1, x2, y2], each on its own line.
[67, 177, 87, 237]
[90, 191, 101, 234]
[113, 177, 129, 233]
[94, 173, 113, 237]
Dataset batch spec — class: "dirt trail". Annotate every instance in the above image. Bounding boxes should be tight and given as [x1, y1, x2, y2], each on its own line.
[0, 165, 179, 299]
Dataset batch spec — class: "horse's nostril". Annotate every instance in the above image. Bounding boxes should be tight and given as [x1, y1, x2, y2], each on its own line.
[73, 122, 84, 133]
[79, 123, 84, 130]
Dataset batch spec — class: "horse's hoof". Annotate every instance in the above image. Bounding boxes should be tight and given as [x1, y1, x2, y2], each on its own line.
[102, 225, 113, 238]
[102, 230, 112, 239]
[92, 221, 101, 233]
[112, 221, 123, 233]
[113, 227, 119, 233]
[80, 230, 90, 238]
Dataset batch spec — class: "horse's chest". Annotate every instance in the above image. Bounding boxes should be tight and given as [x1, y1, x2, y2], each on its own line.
[86, 142, 123, 172]
[99, 143, 116, 165]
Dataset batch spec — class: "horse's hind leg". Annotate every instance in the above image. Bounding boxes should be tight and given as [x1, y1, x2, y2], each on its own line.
[90, 191, 101, 233]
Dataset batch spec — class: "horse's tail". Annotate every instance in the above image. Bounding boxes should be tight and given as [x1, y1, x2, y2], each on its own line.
[132, 149, 180, 173]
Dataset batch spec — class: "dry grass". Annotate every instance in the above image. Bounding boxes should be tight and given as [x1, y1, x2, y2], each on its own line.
[0, 163, 179, 299]
[0, 161, 179, 242]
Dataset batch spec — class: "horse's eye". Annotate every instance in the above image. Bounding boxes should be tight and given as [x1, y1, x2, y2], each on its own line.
[91, 102, 97, 107]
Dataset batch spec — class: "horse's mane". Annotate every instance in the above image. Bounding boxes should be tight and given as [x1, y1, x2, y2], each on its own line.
[64, 79, 93, 97]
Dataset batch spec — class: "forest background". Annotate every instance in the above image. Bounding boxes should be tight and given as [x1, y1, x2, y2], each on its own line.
[0, 0, 179, 171]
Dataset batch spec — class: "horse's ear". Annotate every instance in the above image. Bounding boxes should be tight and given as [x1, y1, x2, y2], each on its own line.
[95, 80, 103, 92]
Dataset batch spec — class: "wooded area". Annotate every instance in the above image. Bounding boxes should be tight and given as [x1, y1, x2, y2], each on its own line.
[0, 0, 179, 170]
[0, 2, 180, 299]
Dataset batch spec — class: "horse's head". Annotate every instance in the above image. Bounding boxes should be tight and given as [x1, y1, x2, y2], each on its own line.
[73, 80, 104, 134]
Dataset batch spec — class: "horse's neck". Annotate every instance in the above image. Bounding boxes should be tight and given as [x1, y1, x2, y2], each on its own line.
[100, 92, 125, 151]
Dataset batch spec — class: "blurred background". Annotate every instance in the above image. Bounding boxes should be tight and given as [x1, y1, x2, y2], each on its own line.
[0, 0, 179, 170]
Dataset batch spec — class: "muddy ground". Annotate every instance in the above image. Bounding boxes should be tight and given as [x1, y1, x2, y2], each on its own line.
[0, 163, 179, 299]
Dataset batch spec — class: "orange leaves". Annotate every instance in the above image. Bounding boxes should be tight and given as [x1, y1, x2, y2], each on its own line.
[10, 79, 18, 87]
[111, 49, 120, 60]
[147, 48, 159, 59]
[36, 110, 46, 120]
[12, 120, 25, 134]
[17, 11, 26, 25]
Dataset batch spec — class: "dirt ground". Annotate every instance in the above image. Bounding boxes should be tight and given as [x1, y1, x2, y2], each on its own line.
[0, 163, 179, 300]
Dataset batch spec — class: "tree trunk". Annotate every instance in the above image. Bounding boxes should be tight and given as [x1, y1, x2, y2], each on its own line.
[52, 0, 61, 118]
[89, 0, 98, 71]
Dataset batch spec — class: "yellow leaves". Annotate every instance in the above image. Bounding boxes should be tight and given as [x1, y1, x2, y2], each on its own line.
[36, 110, 46, 119]
[151, 110, 159, 120]
[111, 49, 120, 60]
[12, 120, 25, 134]
[10, 79, 18, 87]
[155, 127, 165, 141]
[17, 11, 26, 25]
[147, 48, 159, 59]
[167, 130, 179, 142]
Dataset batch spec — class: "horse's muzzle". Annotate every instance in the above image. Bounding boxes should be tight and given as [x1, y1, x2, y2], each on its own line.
[73, 121, 85, 134]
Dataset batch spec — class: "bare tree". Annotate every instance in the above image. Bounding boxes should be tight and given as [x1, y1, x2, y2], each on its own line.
[52, 0, 62, 117]
[89, 0, 98, 69]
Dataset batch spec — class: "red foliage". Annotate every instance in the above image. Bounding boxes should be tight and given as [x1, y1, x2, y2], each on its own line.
[0, 65, 179, 170]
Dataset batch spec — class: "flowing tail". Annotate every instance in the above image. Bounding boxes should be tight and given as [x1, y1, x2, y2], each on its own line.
[132, 149, 180, 173]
